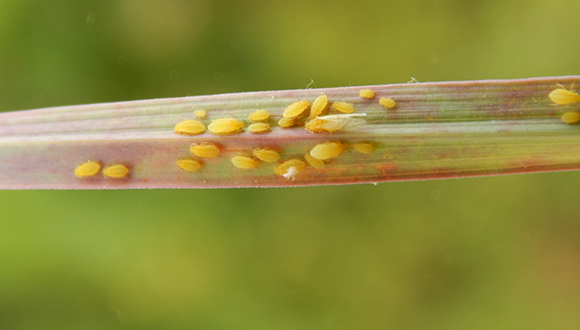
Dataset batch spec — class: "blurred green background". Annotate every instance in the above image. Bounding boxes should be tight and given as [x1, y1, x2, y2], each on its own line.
[1, 0, 580, 329]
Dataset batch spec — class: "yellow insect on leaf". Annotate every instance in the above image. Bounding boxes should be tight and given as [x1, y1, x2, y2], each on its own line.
[305, 114, 367, 133]
[274, 159, 306, 178]
[248, 122, 271, 134]
[332, 101, 355, 114]
[208, 118, 244, 135]
[174, 120, 206, 135]
[193, 109, 207, 119]
[248, 109, 270, 122]
[176, 159, 202, 172]
[190, 143, 220, 158]
[74, 161, 101, 178]
[352, 142, 375, 154]
[103, 164, 129, 178]
[231, 155, 259, 169]
[309, 141, 346, 160]
[310, 94, 328, 118]
[561, 111, 580, 124]
[379, 97, 396, 109]
[359, 89, 375, 99]
[278, 117, 297, 128]
[253, 148, 280, 163]
[549, 88, 580, 105]
[283, 100, 310, 118]
[304, 153, 325, 169]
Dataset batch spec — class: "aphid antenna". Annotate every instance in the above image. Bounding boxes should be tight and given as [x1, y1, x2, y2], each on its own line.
[556, 83, 576, 92]
[306, 79, 317, 89]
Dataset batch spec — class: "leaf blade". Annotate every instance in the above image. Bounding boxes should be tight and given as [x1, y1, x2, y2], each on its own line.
[1, 76, 580, 189]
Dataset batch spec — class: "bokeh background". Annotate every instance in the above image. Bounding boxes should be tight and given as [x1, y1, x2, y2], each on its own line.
[1, 0, 580, 329]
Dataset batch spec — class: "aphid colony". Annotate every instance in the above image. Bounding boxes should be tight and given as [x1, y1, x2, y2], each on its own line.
[71, 82, 580, 182]
[76, 88, 385, 181]
[550, 84, 580, 124]
[173, 88, 397, 136]
[74, 161, 129, 178]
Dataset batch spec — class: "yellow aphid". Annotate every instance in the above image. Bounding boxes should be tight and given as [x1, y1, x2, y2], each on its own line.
[305, 113, 367, 133]
[310, 94, 328, 118]
[174, 120, 206, 135]
[253, 148, 280, 163]
[103, 164, 129, 178]
[190, 143, 220, 158]
[274, 159, 306, 178]
[208, 118, 244, 135]
[193, 109, 207, 119]
[561, 111, 580, 124]
[248, 122, 271, 134]
[353, 142, 375, 154]
[359, 89, 375, 99]
[249, 109, 270, 122]
[278, 117, 297, 128]
[332, 101, 355, 114]
[176, 159, 202, 172]
[231, 155, 258, 169]
[310, 141, 346, 160]
[379, 97, 396, 109]
[74, 161, 101, 178]
[304, 153, 325, 169]
[283, 100, 310, 118]
[549, 88, 580, 105]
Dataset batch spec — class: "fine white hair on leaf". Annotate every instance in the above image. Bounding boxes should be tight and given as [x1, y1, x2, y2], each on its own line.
[318, 113, 367, 119]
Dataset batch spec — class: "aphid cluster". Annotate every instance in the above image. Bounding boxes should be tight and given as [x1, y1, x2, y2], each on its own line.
[173, 88, 385, 181]
[74, 161, 130, 179]
[549, 84, 580, 124]
[77, 87, 387, 183]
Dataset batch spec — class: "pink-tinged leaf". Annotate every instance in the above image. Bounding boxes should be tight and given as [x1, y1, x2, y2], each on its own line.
[1, 76, 580, 189]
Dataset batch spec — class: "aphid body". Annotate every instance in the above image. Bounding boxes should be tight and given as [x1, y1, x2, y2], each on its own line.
[248, 122, 271, 133]
[174, 120, 206, 135]
[304, 153, 325, 169]
[549, 88, 580, 105]
[379, 97, 396, 109]
[74, 161, 101, 178]
[274, 159, 306, 178]
[359, 89, 375, 99]
[332, 101, 355, 114]
[176, 159, 202, 172]
[310, 142, 346, 160]
[305, 113, 367, 133]
[190, 143, 220, 158]
[353, 142, 375, 154]
[278, 117, 297, 128]
[208, 118, 244, 135]
[253, 148, 280, 163]
[231, 155, 259, 169]
[283, 100, 310, 118]
[249, 109, 270, 122]
[561, 111, 580, 124]
[193, 110, 207, 119]
[310, 94, 328, 118]
[103, 164, 129, 178]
